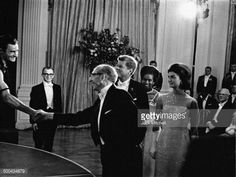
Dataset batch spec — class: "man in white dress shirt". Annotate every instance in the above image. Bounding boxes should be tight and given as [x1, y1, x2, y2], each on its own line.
[196, 66, 217, 99]
[206, 88, 233, 136]
[115, 55, 149, 177]
[29, 67, 62, 152]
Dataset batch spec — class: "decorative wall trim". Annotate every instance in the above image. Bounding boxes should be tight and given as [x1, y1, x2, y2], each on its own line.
[16, 0, 48, 130]
[225, 1, 235, 74]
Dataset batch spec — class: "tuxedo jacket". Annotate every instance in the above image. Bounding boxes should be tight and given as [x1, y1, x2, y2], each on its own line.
[128, 79, 149, 143]
[222, 72, 236, 91]
[229, 95, 236, 109]
[54, 85, 139, 148]
[197, 75, 217, 97]
[128, 79, 149, 110]
[197, 95, 218, 110]
[30, 82, 62, 123]
[206, 100, 234, 135]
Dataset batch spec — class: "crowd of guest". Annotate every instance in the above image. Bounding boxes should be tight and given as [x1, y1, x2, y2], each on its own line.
[19, 58, 236, 176]
[0, 34, 235, 177]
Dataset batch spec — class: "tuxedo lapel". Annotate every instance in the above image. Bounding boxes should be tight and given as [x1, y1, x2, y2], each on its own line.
[206, 76, 211, 87]
[233, 74, 236, 82]
[100, 85, 114, 116]
[128, 79, 136, 99]
[40, 83, 47, 107]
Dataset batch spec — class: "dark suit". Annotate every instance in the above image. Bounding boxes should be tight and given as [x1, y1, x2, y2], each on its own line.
[222, 72, 236, 92]
[206, 100, 234, 136]
[30, 82, 62, 151]
[197, 74, 217, 97]
[127, 79, 149, 176]
[229, 95, 236, 109]
[54, 85, 141, 177]
[115, 79, 149, 143]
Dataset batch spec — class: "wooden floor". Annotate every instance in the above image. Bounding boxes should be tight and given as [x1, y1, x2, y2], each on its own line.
[19, 127, 102, 177]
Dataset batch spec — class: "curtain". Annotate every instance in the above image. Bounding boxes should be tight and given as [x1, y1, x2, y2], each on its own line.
[92, 0, 158, 79]
[156, 0, 196, 92]
[156, 0, 231, 94]
[48, 0, 158, 115]
[194, 0, 230, 95]
[224, 1, 235, 77]
[49, 0, 95, 114]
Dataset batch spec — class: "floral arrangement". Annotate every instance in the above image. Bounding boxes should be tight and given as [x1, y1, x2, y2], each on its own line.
[78, 23, 141, 69]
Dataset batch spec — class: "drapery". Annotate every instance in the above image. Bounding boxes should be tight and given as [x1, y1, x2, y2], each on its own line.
[49, 0, 96, 113]
[194, 0, 230, 95]
[48, 0, 158, 113]
[156, 0, 197, 92]
[49, 0, 231, 114]
[156, 0, 231, 94]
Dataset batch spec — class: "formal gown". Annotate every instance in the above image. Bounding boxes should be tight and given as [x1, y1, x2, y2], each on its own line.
[154, 91, 199, 177]
[143, 89, 159, 177]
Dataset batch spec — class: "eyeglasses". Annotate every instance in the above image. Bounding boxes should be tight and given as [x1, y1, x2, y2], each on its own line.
[90, 72, 103, 76]
[43, 73, 54, 76]
[218, 93, 229, 96]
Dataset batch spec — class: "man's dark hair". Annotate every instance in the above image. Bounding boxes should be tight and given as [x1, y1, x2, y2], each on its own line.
[149, 60, 157, 66]
[0, 34, 17, 52]
[205, 66, 211, 70]
[42, 66, 54, 74]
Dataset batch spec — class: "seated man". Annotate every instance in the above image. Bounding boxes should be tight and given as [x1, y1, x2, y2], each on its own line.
[206, 88, 234, 136]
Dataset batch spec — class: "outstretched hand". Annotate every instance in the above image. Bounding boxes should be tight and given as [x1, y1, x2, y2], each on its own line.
[32, 110, 54, 123]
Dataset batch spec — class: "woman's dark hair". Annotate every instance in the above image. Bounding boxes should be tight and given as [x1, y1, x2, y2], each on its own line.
[141, 65, 158, 83]
[168, 63, 191, 90]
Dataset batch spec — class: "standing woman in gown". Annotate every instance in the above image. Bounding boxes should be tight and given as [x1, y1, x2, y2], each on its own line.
[141, 66, 160, 177]
[150, 63, 199, 177]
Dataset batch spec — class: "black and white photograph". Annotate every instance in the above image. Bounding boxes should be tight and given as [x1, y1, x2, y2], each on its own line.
[0, 0, 235, 177]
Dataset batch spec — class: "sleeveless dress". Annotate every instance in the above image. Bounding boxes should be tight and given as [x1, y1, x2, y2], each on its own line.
[143, 89, 159, 177]
[154, 92, 199, 177]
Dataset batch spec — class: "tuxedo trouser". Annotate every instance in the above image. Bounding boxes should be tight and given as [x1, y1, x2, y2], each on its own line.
[100, 144, 142, 177]
[33, 108, 57, 152]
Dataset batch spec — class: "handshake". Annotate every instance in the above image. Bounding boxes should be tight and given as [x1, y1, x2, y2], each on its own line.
[31, 110, 54, 123]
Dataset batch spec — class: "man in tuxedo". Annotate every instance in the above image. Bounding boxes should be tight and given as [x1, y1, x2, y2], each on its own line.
[0, 35, 39, 143]
[149, 60, 163, 91]
[206, 88, 234, 136]
[196, 66, 217, 99]
[222, 63, 236, 92]
[35, 64, 142, 177]
[115, 55, 149, 176]
[30, 67, 62, 152]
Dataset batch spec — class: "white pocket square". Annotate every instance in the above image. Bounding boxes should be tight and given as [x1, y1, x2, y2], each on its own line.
[133, 98, 137, 101]
[104, 110, 112, 114]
